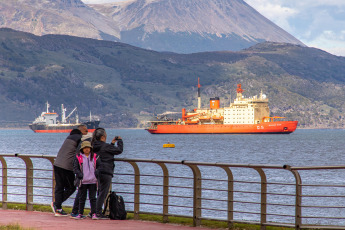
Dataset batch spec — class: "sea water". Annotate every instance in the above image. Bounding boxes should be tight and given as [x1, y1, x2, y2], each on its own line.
[1, 128, 342, 166]
[0, 129, 344, 225]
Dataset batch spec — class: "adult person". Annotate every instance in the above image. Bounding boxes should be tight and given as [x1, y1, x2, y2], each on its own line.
[51, 125, 88, 216]
[91, 128, 123, 220]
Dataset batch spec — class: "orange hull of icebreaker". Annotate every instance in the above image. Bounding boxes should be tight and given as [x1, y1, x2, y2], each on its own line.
[147, 121, 298, 134]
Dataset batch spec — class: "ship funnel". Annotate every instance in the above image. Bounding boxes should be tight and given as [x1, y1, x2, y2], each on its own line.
[210, 97, 220, 109]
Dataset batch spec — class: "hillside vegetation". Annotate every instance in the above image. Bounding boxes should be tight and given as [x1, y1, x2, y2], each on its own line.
[1, 28, 345, 128]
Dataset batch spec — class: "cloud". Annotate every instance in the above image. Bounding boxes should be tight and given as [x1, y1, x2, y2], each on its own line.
[245, 0, 345, 56]
[306, 30, 345, 56]
[245, 0, 297, 33]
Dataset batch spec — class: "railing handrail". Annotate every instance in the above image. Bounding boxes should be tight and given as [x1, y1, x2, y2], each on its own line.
[1, 154, 345, 230]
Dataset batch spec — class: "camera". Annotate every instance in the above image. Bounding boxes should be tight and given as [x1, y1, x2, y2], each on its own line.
[115, 136, 120, 140]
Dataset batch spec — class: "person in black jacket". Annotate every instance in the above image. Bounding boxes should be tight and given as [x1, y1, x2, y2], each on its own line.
[51, 125, 88, 216]
[91, 127, 123, 220]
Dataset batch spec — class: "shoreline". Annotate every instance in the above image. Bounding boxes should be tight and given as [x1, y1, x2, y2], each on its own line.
[0, 126, 343, 131]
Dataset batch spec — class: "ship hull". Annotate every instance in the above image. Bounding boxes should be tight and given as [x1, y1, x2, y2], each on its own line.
[146, 121, 298, 134]
[29, 121, 100, 133]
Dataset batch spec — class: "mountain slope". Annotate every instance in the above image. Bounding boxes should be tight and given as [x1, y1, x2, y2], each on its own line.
[0, 29, 344, 128]
[0, 0, 304, 53]
[0, 0, 120, 41]
[90, 0, 304, 53]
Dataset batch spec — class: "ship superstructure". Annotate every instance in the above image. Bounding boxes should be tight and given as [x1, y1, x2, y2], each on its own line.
[29, 102, 100, 133]
[146, 80, 298, 134]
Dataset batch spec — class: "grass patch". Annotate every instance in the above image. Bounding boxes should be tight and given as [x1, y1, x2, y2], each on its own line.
[0, 202, 317, 230]
[0, 224, 35, 230]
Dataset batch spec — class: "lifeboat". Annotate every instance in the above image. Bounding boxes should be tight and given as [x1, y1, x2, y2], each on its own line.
[185, 119, 199, 124]
[212, 115, 224, 120]
[199, 116, 211, 121]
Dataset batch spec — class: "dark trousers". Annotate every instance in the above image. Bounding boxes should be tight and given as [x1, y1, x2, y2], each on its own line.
[73, 184, 97, 215]
[96, 174, 112, 215]
[71, 190, 80, 214]
[53, 165, 76, 209]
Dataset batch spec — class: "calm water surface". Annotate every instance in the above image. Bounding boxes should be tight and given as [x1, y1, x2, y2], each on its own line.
[0, 129, 343, 166]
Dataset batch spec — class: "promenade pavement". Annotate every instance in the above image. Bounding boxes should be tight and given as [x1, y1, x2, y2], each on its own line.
[0, 209, 217, 230]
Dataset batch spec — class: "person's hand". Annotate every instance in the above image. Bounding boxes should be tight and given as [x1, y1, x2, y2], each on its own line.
[78, 172, 83, 179]
[111, 136, 122, 144]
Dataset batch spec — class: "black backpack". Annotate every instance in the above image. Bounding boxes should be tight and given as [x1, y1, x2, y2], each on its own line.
[103, 191, 127, 220]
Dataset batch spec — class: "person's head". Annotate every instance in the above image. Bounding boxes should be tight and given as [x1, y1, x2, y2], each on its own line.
[70, 128, 82, 135]
[92, 127, 107, 144]
[80, 141, 92, 155]
[78, 125, 88, 135]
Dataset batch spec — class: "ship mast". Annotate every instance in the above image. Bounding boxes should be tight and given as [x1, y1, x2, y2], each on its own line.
[46, 101, 50, 113]
[61, 104, 67, 124]
[197, 78, 201, 109]
[236, 84, 244, 100]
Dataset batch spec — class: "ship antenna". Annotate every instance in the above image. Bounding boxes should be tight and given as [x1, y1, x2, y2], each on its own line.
[197, 77, 201, 109]
[229, 91, 231, 106]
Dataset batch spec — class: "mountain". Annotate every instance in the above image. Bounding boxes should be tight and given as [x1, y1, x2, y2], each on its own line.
[0, 28, 345, 129]
[90, 0, 304, 53]
[0, 0, 303, 53]
[0, 0, 120, 41]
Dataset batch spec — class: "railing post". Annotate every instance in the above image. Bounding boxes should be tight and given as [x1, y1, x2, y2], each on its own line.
[16, 155, 34, 211]
[185, 164, 202, 227]
[127, 161, 140, 220]
[42, 157, 55, 202]
[157, 162, 169, 223]
[220, 166, 234, 229]
[290, 169, 302, 230]
[0, 156, 8, 209]
[254, 168, 267, 230]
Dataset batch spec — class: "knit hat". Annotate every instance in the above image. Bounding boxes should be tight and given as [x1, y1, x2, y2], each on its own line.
[80, 141, 92, 150]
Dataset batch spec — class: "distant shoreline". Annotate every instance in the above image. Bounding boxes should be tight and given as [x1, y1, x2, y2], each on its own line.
[0, 127, 146, 130]
[0, 127, 342, 131]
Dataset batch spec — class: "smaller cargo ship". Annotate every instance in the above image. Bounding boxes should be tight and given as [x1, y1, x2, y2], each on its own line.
[146, 80, 298, 134]
[29, 102, 100, 133]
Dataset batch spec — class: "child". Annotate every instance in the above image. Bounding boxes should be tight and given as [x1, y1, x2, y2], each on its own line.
[71, 141, 98, 219]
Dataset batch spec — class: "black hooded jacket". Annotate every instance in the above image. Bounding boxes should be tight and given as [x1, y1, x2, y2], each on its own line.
[93, 139, 123, 177]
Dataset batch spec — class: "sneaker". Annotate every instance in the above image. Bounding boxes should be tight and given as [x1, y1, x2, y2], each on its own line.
[50, 202, 56, 214]
[55, 208, 68, 217]
[92, 213, 109, 220]
[75, 214, 86, 220]
[87, 213, 92, 218]
[70, 213, 78, 219]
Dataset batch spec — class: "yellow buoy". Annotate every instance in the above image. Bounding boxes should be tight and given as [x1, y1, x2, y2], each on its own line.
[163, 142, 175, 148]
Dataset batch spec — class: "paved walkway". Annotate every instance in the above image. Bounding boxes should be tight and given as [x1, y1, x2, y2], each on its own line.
[0, 209, 216, 230]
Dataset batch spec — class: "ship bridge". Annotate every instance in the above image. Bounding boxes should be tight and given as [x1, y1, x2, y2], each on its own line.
[224, 84, 269, 125]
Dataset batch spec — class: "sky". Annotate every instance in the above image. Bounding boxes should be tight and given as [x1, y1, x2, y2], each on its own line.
[81, 0, 345, 56]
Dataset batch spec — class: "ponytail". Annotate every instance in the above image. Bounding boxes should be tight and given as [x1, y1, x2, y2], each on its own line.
[91, 127, 106, 146]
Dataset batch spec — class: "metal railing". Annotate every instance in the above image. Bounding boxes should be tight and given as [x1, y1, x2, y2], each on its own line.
[0, 154, 345, 230]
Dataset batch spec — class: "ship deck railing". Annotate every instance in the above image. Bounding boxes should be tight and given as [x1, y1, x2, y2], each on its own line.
[1, 153, 345, 230]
